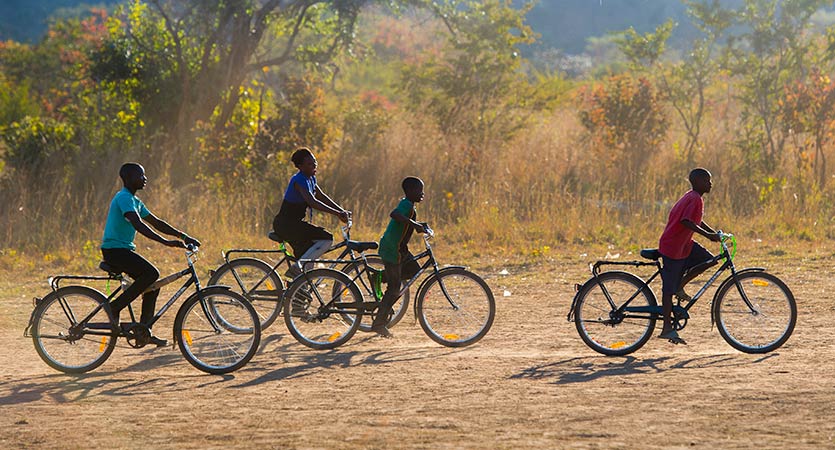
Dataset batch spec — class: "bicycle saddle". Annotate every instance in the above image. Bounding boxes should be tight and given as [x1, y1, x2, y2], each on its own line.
[98, 261, 123, 276]
[268, 231, 288, 243]
[347, 240, 379, 252]
[640, 249, 662, 261]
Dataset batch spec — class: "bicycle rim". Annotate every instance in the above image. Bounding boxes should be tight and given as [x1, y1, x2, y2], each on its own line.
[715, 272, 796, 353]
[32, 287, 116, 374]
[284, 269, 361, 349]
[574, 272, 656, 356]
[340, 257, 409, 332]
[418, 269, 495, 347]
[209, 258, 284, 330]
[176, 290, 260, 374]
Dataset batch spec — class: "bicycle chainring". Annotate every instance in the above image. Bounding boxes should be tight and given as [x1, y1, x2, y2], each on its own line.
[123, 323, 151, 348]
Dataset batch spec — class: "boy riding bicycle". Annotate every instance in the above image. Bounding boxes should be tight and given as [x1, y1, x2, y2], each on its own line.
[100, 163, 200, 347]
[371, 176, 430, 337]
[657, 168, 721, 345]
[272, 148, 350, 276]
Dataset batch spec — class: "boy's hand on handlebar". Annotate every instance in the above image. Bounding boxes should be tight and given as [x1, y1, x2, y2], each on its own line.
[338, 210, 351, 223]
[707, 232, 721, 242]
[418, 222, 431, 234]
[183, 235, 201, 248]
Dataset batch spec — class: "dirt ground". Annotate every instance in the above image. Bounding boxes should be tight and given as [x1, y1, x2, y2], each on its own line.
[1, 241, 834, 449]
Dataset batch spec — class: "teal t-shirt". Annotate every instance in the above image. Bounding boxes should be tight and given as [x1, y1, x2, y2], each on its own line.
[101, 187, 151, 250]
[379, 198, 416, 264]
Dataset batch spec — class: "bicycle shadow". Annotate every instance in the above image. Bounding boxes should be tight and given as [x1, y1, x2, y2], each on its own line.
[233, 345, 462, 388]
[511, 353, 778, 385]
[0, 348, 235, 405]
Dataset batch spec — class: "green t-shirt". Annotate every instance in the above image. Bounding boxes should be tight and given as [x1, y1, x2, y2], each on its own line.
[101, 187, 151, 250]
[379, 198, 415, 264]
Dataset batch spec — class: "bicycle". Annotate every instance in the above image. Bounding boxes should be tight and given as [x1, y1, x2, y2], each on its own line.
[281, 226, 496, 349]
[208, 221, 410, 331]
[25, 245, 262, 374]
[567, 232, 796, 356]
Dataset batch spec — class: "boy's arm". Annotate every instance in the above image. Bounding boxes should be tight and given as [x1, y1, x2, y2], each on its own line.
[296, 183, 349, 222]
[125, 212, 185, 248]
[390, 210, 428, 233]
[144, 213, 201, 247]
[315, 189, 351, 218]
[681, 219, 720, 242]
[700, 221, 717, 234]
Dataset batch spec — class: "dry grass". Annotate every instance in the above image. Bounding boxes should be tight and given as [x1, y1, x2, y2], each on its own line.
[2, 103, 834, 270]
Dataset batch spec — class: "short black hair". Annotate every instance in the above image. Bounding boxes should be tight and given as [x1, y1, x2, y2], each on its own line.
[688, 167, 711, 184]
[402, 176, 423, 193]
[119, 163, 143, 183]
[291, 147, 315, 167]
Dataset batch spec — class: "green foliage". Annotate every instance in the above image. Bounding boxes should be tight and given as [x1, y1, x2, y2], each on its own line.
[722, 0, 831, 171]
[399, 1, 562, 147]
[1, 116, 76, 174]
[0, 74, 39, 126]
[615, 19, 674, 69]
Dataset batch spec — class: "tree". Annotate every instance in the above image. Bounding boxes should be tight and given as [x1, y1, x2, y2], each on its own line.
[722, 0, 830, 173]
[399, 0, 564, 150]
[578, 75, 669, 192]
[90, 0, 458, 174]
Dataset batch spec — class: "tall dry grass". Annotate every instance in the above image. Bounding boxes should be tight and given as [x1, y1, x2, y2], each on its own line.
[2, 101, 834, 275]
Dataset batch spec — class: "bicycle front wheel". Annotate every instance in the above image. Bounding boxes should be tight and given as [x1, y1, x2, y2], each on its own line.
[340, 256, 410, 332]
[31, 286, 117, 374]
[416, 268, 495, 347]
[175, 287, 261, 374]
[284, 268, 362, 349]
[573, 271, 656, 356]
[209, 257, 284, 330]
[714, 271, 796, 353]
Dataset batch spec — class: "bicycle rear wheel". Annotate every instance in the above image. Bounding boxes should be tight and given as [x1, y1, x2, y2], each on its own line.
[714, 271, 796, 353]
[416, 268, 495, 347]
[31, 286, 117, 374]
[175, 287, 261, 374]
[284, 268, 362, 349]
[573, 271, 656, 356]
[340, 256, 409, 332]
[209, 257, 284, 330]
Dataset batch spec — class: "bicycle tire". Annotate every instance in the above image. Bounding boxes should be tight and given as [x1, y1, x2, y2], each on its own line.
[573, 271, 656, 356]
[416, 268, 495, 347]
[284, 268, 362, 350]
[713, 271, 796, 354]
[209, 257, 284, 330]
[174, 287, 261, 374]
[340, 256, 410, 331]
[31, 286, 117, 374]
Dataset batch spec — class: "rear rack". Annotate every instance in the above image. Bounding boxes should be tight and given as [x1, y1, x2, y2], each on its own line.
[591, 259, 660, 276]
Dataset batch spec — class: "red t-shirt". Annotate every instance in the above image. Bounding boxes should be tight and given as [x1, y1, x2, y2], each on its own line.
[658, 190, 704, 259]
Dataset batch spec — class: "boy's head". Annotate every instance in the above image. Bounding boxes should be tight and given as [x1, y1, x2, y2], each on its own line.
[688, 167, 712, 194]
[402, 176, 425, 203]
[291, 147, 317, 176]
[119, 163, 146, 191]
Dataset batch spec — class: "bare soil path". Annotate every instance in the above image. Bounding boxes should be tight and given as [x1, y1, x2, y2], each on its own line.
[1, 244, 833, 449]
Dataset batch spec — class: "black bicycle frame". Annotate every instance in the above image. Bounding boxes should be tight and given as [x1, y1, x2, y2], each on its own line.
[573, 243, 741, 323]
[40, 254, 222, 340]
[222, 239, 365, 300]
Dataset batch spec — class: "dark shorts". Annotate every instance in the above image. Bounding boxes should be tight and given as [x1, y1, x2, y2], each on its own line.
[272, 216, 332, 257]
[660, 242, 714, 294]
